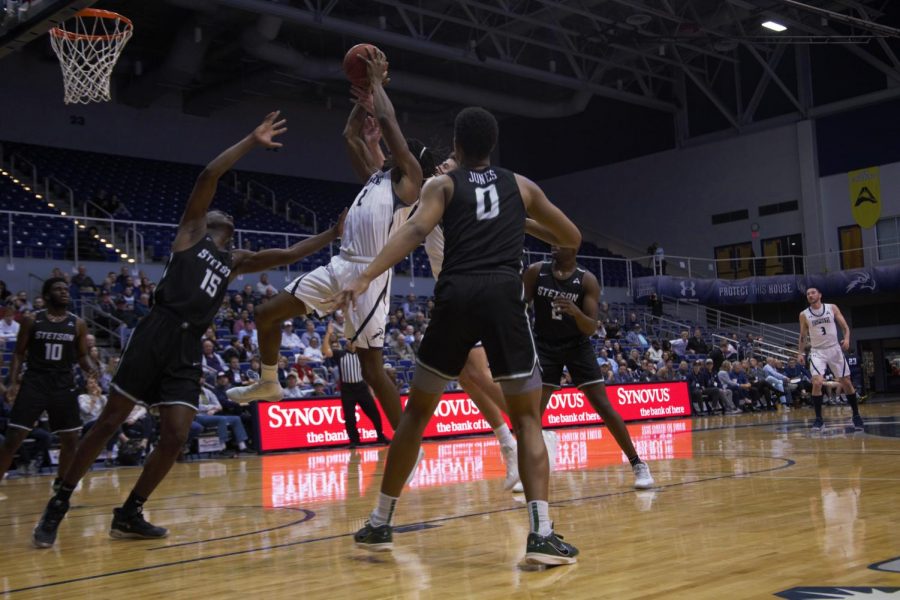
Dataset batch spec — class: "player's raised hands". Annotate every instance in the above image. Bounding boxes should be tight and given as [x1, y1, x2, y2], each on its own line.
[361, 47, 390, 86]
[253, 111, 288, 148]
[351, 85, 376, 116]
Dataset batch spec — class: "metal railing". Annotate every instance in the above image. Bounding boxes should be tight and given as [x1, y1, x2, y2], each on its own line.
[664, 294, 798, 348]
[246, 179, 318, 233]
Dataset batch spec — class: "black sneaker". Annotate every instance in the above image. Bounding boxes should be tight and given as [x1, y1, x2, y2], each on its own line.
[521, 531, 579, 566]
[51, 478, 63, 494]
[353, 520, 393, 551]
[32, 497, 69, 549]
[810, 418, 824, 431]
[109, 507, 168, 540]
[852, 415, 864, 431]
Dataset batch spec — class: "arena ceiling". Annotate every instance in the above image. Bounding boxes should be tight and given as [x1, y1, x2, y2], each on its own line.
[7, 0, 900, 172]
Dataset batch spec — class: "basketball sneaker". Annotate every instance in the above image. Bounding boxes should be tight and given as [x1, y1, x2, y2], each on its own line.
[226, 380, 282, 404]
[405, 447, 426, 486]
[542, 430, 558, 472]
[852, 415, 864, 431]
[632, 462, 655, 489]
[109, 507, 168, 539]
[32, 497, 69, 549]
[810, 418, 824, 431]
[521, 530, 579, 566]
[501, 442, 520, 491]
[354, 520, 393, 551]
[512, 480, 524, 493]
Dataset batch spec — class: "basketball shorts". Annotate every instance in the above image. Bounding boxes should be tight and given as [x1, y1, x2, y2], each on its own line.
[111, 308, 203, 412]
[809, 345, 849, 379]
[538, 339, 605, 389]
[286, 255, 391, 349]
[8, 374, 80, 434]
[417, 270, 537, 381]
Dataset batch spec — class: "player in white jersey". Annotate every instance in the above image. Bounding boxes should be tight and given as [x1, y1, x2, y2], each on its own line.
[797, 287, 863, 431]
[228, 49, 433, 432]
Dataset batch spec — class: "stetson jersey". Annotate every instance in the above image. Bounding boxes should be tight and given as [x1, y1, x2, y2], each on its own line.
[26, 310, 79, 378]
[154, 235, 232, 329]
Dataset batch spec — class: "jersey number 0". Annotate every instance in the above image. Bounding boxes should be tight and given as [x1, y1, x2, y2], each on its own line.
[474, 184, 500, 221]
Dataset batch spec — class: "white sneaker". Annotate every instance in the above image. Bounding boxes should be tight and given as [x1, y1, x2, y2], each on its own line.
[226, 380, 282, 404]
[632, 462, 655, 489]
[500, 442, 521, 491]
[405, 447, 426, 486]
[512, 480, 524, 493]
[542, 430, 558, 472]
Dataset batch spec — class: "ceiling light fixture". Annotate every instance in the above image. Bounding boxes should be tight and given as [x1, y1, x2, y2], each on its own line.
[762, 21, 787, 32]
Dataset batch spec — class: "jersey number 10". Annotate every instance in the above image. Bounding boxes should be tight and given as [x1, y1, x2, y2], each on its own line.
[45, 343, 63, 361]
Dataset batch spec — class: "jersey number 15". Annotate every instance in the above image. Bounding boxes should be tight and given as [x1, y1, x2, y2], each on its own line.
[200, 269, 222, 298]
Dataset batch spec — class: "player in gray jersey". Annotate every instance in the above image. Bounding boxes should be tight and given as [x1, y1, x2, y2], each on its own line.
[798, 287, 863, 431]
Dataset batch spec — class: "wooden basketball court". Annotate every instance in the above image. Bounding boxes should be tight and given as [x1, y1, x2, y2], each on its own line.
[1, 402, 898, 599]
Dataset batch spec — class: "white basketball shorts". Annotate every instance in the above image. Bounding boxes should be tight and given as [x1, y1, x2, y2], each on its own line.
[809, 345, 849, 378]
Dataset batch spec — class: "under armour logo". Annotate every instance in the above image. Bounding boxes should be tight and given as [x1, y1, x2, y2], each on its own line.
[680, 281, 697, 297]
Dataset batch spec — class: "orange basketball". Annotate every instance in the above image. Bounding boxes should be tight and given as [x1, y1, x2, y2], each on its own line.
[343, 43, 380, 88]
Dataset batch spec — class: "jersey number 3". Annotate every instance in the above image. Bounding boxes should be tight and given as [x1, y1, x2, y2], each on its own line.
[200, 269, 222, 298]
[475, 184, 500, 221]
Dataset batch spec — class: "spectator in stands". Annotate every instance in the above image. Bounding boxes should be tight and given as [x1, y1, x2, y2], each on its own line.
[222, 337, 249, 363]
[302, 336, 324, 363]
[201, 339, 227, 381]
[234, 309, 253, 338]
[300, 320, 321, 347]
[225, 359, 245, 387]
[276, 356, 291, 386]
[134, 293, 152, 318]
[256, 273, 277, 297]
[596, 348, 618, 374]
[386, 314, 401, 334]
[309, 380, 328, 398]
[686, 328, 708, 355]
[747, 358, 777, 410]
[593, 320, 606, 340]
[716, 361, 746, 414]
[383, 363, 409, 394]
[280, 321, 303, 352]
[613, 361, 634, 383]
[15, 291, 32, 312]
[240, 284, 259, 306]
[670, 331, 690, 359]
[78, 377, 107, 429]
[245, 357, 261, 382]
[783, 357, 812, 404]
[763, 357, 792, 410]
[71, 266, 96, 292]
[646, 340, 663, 365]
[0, 309, 20, 342]
[626, 311, 640, 330]
[196, 380, 249, 454]
[626, 325, 649, 351]
[330, 310, 346, 338]
[282, 373, 305, 399]
[599, 362, 614, 384]
[719, 339, 738, 361]
[605, 318, 621, 339]
[598, 301, 610, 323]
[699, 359, 728, 414]
[230, 293, 245, 314]
[649, 293, 663, 322]
[676, 360, 690, 380]
[738, 333, 757, 361]
[402, 293, 419, 319]
[99, 357, 118, 394]
[708, 343, 725, 374]
[388, 329, 414, 361]
[731, 361, 757, 411]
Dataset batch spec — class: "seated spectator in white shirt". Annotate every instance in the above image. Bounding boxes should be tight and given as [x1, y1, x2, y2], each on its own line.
[0, 310, 20, 342]
[256, 273, 277, 297]
[330, 311, 346, 339]
[300, 320, 321, 347]
[596, 348, 618, 374]
[280, 321, 304, 351]
[201, 339, 227, 379]
[306, 379, 328, 397]
[670, 331, 690, 359]
[282, 372, 306, 399]
[78, 377, 107, 426]
[302, 336, 324, 362]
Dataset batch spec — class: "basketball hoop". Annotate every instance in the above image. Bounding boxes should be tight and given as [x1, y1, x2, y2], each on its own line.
[49, 8, 133, 105]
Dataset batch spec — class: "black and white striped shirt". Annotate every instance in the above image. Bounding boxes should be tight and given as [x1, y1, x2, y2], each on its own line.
[336, 350, 364, 384]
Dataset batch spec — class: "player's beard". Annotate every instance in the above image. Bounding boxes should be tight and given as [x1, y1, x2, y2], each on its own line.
[48, 298, 68, 310]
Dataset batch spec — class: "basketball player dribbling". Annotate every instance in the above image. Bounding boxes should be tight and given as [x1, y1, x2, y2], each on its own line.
[798, 287, 864, 431]
[337, 106, 583, 566]
[523, 246, 654, 489]
[32, 112, 346, 548]
[227, 49, 433, 437]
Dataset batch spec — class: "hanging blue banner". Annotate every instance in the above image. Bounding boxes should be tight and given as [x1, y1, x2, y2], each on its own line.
[634, 265, 900, 305]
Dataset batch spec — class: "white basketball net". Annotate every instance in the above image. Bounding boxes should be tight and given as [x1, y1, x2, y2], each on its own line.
[49, 9, 133, 105]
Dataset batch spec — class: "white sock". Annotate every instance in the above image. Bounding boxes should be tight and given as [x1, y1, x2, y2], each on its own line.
[493, 424, 515, 448]
[261, 364, 277, 383]
[528, 500, 552, 536]
[370, 492, 398, 527]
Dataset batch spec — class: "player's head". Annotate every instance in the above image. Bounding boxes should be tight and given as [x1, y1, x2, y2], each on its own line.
[405, 138, 437, 181]
[805, 286, 821, 305]
[42, 277, 69, 309]
[453, 107, 498, 163]
[436, 153, 458, 176]
[207, 210, 235, 236]
[551, 245, 577, 263]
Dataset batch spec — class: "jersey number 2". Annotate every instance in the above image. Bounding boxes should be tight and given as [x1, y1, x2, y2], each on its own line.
[200, 269, 221, 298]
[475, 184, 499, 221]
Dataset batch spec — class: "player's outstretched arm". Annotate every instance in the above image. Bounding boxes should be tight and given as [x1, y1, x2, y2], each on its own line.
[321, 322, 334, 359]
[344, 98, 381, 182]
[522, 262, 542, 303]
[797, 313, 808, 364]
[174, 111, 287, 252]
[230, 209, 347, 278]
[516, 175, 581, 249]
[332, 175, 447, 310]
[363, 48, 422, 204]
[6, 315, 33, 402]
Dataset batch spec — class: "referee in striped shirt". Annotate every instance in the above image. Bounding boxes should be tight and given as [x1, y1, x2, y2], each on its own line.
[323, 321, 390, 448]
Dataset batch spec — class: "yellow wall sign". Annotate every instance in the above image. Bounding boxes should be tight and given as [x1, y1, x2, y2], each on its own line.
[848, 166, 881, 228]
